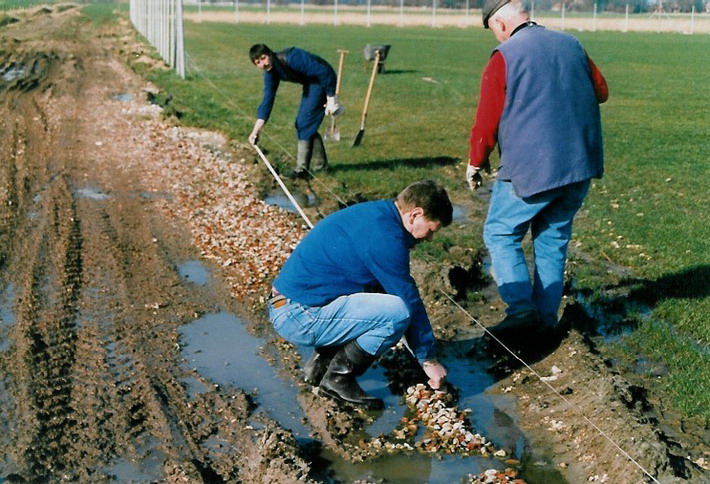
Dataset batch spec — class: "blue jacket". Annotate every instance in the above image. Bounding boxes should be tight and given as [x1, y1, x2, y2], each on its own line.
[273, 200, 436, 362]
[257, 47, 337, 123]
[496, 25, 604, 197]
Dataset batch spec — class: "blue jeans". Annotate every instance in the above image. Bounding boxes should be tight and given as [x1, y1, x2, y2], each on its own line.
[483, 179, 590, 326]
[267, 293, 410, 356]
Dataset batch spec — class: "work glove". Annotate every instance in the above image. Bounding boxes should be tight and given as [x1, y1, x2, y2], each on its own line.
[324, 95, 344, 117]
[466, 161, 491, 191]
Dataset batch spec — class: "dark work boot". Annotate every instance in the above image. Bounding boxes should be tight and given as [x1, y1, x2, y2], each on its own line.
[303, 346, 338, 386]
[310, 133, 329, 172]
[318, 341, 384, 410]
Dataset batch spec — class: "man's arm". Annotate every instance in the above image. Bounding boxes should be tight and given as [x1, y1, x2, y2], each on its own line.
[256, 72, 280, 124]
[250, 73, 280, 145]
[587, 56, 609, 103]
[469, 51, 506, 169]
[365, 236, 440, 365]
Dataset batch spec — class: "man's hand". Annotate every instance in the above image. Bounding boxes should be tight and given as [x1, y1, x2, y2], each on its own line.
[466, 161, 491, 191]
[248, 131, 259, 146]
[422, 360, 447, 389]
[249, 119, 266, 146]
[325, 95, 344, 117]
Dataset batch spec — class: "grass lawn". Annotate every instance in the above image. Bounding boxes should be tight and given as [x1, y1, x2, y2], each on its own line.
[108, 12, 710, 422]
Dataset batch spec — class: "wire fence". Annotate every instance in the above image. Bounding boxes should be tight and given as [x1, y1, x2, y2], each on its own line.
[184, 0, 710, 33]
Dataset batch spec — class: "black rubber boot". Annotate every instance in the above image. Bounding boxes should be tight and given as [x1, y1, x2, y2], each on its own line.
[303, 346, 338, 386]
[310, 133, 329, 172]
[318, 341, 384, 410]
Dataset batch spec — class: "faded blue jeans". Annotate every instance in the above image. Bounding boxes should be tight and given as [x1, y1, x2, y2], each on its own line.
[483, 179, 591, 326]
[267, 293, 410, 357]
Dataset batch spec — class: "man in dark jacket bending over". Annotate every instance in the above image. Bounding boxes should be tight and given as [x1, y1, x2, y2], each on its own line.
[267, 180, 452, 409]
[248, 44, 343, 179]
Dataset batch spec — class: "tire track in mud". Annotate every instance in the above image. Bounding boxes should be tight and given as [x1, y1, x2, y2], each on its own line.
[0, 8, 313, 483]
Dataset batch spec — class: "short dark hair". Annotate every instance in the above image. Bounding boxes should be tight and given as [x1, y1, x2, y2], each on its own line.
[249, 44, 273, 62]
[397, 180, 453, 227]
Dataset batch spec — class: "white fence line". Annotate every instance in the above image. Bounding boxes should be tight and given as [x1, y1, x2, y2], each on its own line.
[181, 1, 710, 34]
[130, 0, 186, 79]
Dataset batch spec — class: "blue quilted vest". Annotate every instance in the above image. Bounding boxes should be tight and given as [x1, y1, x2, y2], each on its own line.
[496, 25, 604, 197]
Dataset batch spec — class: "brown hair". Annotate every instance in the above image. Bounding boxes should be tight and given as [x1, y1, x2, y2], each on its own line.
[397, 180, 453, 227]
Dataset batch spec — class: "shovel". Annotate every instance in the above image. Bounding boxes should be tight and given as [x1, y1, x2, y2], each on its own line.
[325, 49, 348, 142]
[353, 50, 380, 147]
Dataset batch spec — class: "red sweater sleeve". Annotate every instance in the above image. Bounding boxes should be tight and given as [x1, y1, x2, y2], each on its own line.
[469, 51, 506, 167]
[587, 56, 609, 103]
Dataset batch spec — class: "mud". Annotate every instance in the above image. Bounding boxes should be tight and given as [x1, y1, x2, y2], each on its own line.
[0, 5, 707, 484]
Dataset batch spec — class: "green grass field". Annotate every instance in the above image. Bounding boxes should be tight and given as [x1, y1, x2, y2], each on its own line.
[121, 15, 710, 421]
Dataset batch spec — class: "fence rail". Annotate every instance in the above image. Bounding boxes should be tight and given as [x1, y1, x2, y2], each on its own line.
[184, 1, 710, 34]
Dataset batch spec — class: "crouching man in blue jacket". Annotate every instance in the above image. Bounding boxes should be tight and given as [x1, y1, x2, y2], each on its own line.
[267, 180, 452, 409]
[248, 44, 343, 179]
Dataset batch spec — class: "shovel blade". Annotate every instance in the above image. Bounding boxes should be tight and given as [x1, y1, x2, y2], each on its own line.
[324, 128, 340, 142]
[352, 129, 365, 147]
[324, 116, 341, 142]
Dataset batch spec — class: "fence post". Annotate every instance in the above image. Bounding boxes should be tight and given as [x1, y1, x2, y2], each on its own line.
[690, 5, 695, 34]
[560, 1, 565, 30]
[175, 0, 185, 79]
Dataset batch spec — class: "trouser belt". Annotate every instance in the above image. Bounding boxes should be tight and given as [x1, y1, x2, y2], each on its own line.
[268, 287, 288, 308]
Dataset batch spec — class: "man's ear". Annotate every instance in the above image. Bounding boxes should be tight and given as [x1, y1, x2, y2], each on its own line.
[409, 206, 424, 221]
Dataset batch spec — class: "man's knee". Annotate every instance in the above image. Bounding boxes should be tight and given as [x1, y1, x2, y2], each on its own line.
[382, 295, 410, 337]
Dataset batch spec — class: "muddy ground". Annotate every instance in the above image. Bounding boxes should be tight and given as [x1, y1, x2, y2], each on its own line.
[0, 5, 707, 484]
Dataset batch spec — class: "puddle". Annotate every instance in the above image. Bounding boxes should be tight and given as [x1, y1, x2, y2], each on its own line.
[452, 204, 469, 224]
[112, 93, 133, 102]
[101, 438, 165, 482]
[0, 285, 16, 352]
[179, 311, 310, 437]
[2, 64, 25, 82]
[179, 313, 566, 482]
[264, 188, 316, 214]
[75, 186, 109, 200]
[175, 261, 564, 482]
[177, 260, 209, 286]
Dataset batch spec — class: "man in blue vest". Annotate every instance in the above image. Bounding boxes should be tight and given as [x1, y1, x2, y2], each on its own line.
[267, 180, 452, 409]
[248, 44, 344, 179]
[467, 0, 609, 343]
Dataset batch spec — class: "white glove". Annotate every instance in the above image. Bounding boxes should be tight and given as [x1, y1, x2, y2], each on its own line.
[466, 161, 491, 191]
[325, 95, 344, 117]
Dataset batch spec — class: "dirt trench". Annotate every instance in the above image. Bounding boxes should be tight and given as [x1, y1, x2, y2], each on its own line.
[0, 5, 707, 484]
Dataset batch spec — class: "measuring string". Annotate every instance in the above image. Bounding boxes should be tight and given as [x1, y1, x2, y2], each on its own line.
[439, 290, 662, 484]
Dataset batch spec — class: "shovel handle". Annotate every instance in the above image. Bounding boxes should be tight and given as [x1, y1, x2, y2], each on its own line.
[335, 49, 348, 95]
[360, 50, 380, 129]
